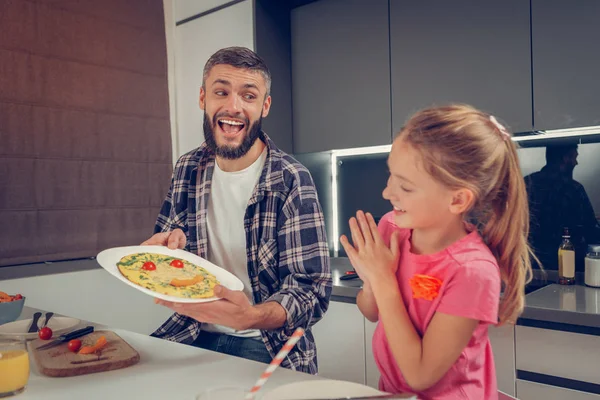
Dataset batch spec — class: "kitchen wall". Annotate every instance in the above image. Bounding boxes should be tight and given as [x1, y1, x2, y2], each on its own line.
[163, 0, 255, 160]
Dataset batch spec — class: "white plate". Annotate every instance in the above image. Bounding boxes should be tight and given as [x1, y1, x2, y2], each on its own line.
[262, 380, 416, 400]
[0, 317, 81, 340]
[96, 245, 244, 304]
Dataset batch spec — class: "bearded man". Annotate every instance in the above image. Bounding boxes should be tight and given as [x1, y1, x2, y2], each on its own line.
[142, 47, 331, 374]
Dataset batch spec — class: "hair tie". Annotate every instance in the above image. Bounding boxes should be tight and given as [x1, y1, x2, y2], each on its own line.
[489, 116, 511, 141]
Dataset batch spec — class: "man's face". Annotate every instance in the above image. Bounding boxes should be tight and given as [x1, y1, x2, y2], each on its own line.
[563, 149, 579, 174]
[199, 64, 271, 159]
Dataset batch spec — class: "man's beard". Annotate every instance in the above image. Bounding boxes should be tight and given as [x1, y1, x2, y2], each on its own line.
[203, 111, 263, 160]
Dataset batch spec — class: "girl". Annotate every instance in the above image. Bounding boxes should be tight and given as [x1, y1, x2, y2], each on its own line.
[340, 105, 533, 399]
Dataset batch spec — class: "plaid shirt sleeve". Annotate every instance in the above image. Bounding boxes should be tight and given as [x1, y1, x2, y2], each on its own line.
[266, 185, 332, 341]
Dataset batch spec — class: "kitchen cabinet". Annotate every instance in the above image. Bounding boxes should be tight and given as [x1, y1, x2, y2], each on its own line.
[389, 0, 532, 134]
[517, 380, 600, 400]
[291, 0, 391, 153]
[531, 0, 600, 130]
[173, 0, 237, 22]
[489, 324, 516, 396]
[516, 325, 600, 385]
[312, 301, 366, 384]
[364, 319, 380, 389]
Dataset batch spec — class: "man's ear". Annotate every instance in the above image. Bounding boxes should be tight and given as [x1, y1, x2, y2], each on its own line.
[199, 87, 206, 110]
[262, 95, 272, 118]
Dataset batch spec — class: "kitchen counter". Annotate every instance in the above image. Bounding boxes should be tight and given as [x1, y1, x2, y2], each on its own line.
[14, 306, 324, 400]
[519, 283, 600, 330]
[5, 257, 600, 333]
[330, 259, 600, 333]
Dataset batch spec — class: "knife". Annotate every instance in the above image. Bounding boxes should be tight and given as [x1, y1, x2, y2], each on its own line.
[36, 326, 95, 351]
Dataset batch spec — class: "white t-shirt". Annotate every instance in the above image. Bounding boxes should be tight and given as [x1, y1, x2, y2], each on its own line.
[201, 148, 267, 338]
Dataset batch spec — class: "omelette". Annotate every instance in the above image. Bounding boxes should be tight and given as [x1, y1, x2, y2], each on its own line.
[117, 252, 219, 298]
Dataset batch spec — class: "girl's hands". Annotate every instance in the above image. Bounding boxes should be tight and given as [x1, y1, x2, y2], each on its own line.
[340, 211, 400, 286]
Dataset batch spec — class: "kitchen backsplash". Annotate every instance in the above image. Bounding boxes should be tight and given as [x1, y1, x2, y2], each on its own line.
[295, 139, 600, 271]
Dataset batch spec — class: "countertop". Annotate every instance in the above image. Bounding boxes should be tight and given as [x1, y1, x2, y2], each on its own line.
[520, 283, 600, 330]
[330, 258, 600, 331]
[4, 257, 600, 331]
[15, 306, 325, 400]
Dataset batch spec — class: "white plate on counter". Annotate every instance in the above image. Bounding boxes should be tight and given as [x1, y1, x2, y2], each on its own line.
[96, 245, 244, 304]
[0, 316, 80, 340]
[262, 380, 416, 400]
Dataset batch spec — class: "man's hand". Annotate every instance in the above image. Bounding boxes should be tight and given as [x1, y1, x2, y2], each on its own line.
[141, 228, 186, 250]
[155, 285, 261, 331]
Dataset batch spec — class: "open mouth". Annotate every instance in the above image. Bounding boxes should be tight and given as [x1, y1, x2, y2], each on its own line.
[217, 118, 246, 136]
[393, 206, 406, 213]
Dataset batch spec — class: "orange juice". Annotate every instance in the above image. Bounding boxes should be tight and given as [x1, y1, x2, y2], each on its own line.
[0, 349, 30, 395]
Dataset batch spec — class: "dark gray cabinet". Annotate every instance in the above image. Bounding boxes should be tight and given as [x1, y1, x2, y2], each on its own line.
[390, 0, 532, 134]
[255, 0, 294, 153]
[532, 0, 600, 130]
[291, 0, 391, 153]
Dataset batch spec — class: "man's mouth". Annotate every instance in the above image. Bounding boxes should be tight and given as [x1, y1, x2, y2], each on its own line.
[217, 118, 246, 136]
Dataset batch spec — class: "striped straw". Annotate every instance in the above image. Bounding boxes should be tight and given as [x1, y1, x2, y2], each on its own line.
[245, 327, 305, 400]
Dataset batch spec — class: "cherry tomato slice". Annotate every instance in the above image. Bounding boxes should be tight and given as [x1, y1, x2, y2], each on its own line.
[141, 261, 156, 271]
[170, 259, 184, 269]
[38, 327, 53, 340]
[68, 339, 82, 353]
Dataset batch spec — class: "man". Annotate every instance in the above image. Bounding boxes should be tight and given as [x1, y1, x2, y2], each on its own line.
[525, 144, 600, 271]
[142, 47, 331, 374]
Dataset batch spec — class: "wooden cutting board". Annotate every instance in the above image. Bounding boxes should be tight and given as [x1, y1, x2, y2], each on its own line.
[30, 330, 140, 377]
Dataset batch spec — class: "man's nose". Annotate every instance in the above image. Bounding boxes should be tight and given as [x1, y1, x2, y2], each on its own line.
[224, 93, 242, 113]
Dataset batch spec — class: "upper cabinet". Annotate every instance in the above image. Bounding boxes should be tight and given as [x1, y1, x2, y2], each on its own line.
[390, 0, 533, 134]
[291, 0, 391, 153]
[174, 0, 237, 22]
[532, 0, 600, 130]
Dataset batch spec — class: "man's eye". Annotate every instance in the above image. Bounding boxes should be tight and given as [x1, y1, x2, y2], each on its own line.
[243, 93, 256, 100]
[215, 91, 226, 96]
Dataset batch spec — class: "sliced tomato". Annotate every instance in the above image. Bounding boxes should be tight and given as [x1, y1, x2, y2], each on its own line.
[141, 261, 156, 271]
[169, 259, 184, 269]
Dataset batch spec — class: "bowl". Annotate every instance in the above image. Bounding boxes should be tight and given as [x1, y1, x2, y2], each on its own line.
[0, 297, 25, 325]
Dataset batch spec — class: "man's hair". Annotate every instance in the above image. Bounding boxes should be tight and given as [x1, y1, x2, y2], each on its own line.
[202, 47, 271, 96]
[545, 144, 578, 165]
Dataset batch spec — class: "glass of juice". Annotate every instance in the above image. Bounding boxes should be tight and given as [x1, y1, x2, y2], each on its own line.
[0, 338, 30, 398]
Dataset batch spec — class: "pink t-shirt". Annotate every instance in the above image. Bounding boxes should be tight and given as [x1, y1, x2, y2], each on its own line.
[372, 212, 501, 400]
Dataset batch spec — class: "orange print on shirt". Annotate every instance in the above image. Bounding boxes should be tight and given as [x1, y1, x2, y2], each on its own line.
[409, 274, 443, 301]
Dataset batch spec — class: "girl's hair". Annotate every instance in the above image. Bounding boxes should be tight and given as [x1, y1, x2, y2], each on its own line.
[397, 104, 534, 324]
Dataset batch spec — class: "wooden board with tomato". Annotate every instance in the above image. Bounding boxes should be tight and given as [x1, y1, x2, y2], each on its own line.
[30, 330, 139, 377]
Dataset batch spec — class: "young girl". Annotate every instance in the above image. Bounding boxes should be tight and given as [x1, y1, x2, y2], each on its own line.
[340, 104, 533, 399]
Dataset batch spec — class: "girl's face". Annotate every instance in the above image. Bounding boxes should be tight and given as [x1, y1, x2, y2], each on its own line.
[382, 139, 461, 230]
